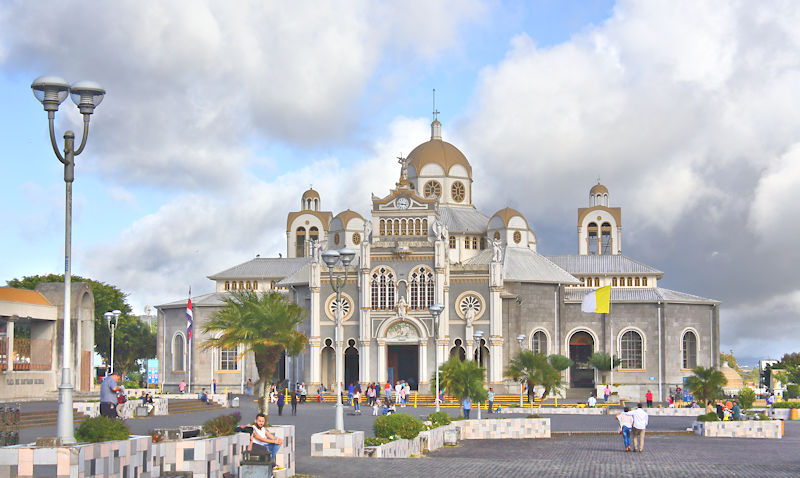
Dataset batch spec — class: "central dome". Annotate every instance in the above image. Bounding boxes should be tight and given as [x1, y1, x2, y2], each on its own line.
[407, 121, 472, 179]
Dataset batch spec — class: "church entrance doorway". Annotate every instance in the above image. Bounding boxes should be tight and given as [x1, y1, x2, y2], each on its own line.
[344, 339, 359, 387]
[321, 339, 335, 390]
[387, 345, 419, 390]
[569, 331, 595, 388]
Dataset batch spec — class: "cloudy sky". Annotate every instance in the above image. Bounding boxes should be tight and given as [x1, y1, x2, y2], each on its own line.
[1, 0, 798, 366]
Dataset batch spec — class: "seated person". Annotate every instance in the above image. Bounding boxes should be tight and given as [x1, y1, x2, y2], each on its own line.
[381, 398, 396, 416]
[141, 393, 155, 414]
[199, 388, 209, 404]
[250, 413, 283, 461]
[587, 395, 597, 407]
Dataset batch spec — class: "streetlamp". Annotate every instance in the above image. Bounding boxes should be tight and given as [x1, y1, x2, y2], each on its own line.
[517, 334, 526, 407]
[429, 303, 444, 412]
[144, 305, 152, 331]
[473, 329, 484, 419]
[104, 310, 121, 374]
[321, 248, 356, 433]
[31, 75, 105, 445]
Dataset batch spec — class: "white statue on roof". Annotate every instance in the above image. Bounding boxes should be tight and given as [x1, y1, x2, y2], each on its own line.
[433, 218, 448, 241]
[491, 238, 503, 263]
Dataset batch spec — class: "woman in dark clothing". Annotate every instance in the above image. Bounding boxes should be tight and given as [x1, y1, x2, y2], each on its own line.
[291, 391, 298, 416]
[277, 391, 285, 416]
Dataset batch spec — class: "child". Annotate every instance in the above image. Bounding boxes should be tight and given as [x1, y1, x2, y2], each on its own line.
[372, 399, 380, 416]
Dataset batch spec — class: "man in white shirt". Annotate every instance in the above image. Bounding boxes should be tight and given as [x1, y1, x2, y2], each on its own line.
[250, 413, 283, 461]
[588, 395, 597, 408]
[631, 403, 649, 452]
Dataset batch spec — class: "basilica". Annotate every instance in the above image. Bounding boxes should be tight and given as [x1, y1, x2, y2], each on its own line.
[157, 118, 720, 402]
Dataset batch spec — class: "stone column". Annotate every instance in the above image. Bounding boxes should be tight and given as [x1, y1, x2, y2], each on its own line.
[377, 339, 387, 384]
[359, 340, 371, 384]
[309, 337, 321, 386]
[418, 339, 428, 389]
[489, 336, 504, 385]
[6, 319, 14, 372]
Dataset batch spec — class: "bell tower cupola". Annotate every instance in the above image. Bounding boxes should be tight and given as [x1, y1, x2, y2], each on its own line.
[577, 181, 622, 255]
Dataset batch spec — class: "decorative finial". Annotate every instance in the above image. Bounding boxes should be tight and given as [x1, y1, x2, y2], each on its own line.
[597, 177, 601, 184]
[432, 88, 440, 121]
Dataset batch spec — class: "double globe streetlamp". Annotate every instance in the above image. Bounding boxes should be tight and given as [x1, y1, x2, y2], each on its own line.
[321, 248, 356, 433]
[31, 76, 105, 445]
[516, 334, 526, 407]
[428, 303, 444, 412]
[104, 310, 122, 374]
[473, 330, 484, 419]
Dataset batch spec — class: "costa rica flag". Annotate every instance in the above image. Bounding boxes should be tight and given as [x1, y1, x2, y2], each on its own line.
[186, 298, 193, 343]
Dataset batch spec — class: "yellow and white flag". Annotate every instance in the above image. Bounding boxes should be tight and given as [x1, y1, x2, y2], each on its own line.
[581, 285, 611, 314]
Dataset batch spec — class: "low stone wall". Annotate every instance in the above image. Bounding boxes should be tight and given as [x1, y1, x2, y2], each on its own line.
[0, 425, 296, 477]
[764, 409, 791, 420]
[310, 430, 364, 457]
[644, 407, 704, 417]
[0, 435, 152, 478]
[418, 424, 457, 452]
[692, 420, 783, 439]
[497, 406, 606, 415]
[455, 418, 550, 439]
[74, 399, 168, 419]
[365, 437, 421, 458]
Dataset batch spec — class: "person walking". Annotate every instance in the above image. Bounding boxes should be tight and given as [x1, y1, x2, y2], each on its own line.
[631, 403, 649, 452]
[603, 385, 611, 403]
[290, 391, 298, 416]
[300, 382, 307, 403]
[399, 384, 406, 408]
[675, 386, 683, 407]
[178, 379, 186, 394]
[353, 389, 361, 414]
[645, 389, 653, 408]
[616, 406, 634, 452]
[462, 396, 472, 419]
[347, 382, 354, 406]
[277, 391, 285, 416]
[487, 387, 495, 413]
[100, 372, 122, 419]
[246, 378, 253, 396]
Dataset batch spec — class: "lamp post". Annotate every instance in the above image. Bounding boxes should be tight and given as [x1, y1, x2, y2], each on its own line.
[429, 303, 444, 412]
[321, 248, 356, 433]
[473, 330, 484, 419]
[104, 310, 121, 374]
[517, 334, 526, 407]
[144, 305, 152, 331]
[31, 75, 105, 445]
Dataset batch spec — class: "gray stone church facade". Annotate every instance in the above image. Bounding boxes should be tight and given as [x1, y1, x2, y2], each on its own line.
[157, 119, 719, 402]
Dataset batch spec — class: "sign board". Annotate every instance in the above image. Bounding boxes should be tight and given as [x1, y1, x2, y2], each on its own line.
[147, 359, 159, 384]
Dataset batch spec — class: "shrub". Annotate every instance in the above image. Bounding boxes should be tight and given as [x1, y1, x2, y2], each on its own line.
[373, 413, 424, 439]
[202, 412, 242, 437]
[75, 416, 130, 443]
[771, 401, 800, 408]
[526, 414, 541, 419]
[786, 385, 800, 399]
[426, 411, 452, 428]
[737, 387, 755, 410]
[364, 436, 396, 446]
[696, 412, 720, 422]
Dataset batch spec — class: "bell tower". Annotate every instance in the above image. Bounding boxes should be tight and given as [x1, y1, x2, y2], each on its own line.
[577, 182, 622, 255]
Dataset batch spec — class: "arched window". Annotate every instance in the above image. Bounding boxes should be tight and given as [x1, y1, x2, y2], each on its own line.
[635, 277, 640, 287]
[172, 334, 185, 372]
[493, 231, 501, 240]
[532, 330, 547, 355]
[296, 227, 306, 257]
[450, 339, 466, 361]
[310, 226, 319, 243]
[464, 237, 470, 249]
[594, 277, 600, 287]
[394, 219, 400, 236]
[612, 278, 617, 286]
[401, 219, 407, 236]
[246, 281, 251, 290]
[601, 222, 612, 254]
[642, 277, 648, 286]
[449, 236, 456, 249]
[620, 330, 643, 369]
[422, 219, 428, 234]
[604, 194, 608, 206]
[472, 237, 478, 249]
[414, 219, 420, 235]
[380, 219, 386, 236]
[219, 346, 238, 370]
[587, 222, 598, 255]
[409, 266, 434, 309]
[627, 277, 633, 286]
[253, 281, 258, 290]
[225, 281, 230, 291]
[232, 281, 237, 290]
[682, 331, 697, 369]
[371, 267, 396, 310]
[239, 281, 245, 290]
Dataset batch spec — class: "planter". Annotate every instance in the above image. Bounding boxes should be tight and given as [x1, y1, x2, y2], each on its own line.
[75, 398, 168, 419]
[310, 430, 364, 457]
[692, 420, 783, 439]
[497, 406, 605, 415]
[364, 436, 421, 458]
[418, 424, 457, 452]
[644, 407, 705, 417]
[455, 418, 550, 440]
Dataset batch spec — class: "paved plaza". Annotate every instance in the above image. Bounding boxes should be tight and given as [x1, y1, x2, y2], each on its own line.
[12, 397, 800, 477]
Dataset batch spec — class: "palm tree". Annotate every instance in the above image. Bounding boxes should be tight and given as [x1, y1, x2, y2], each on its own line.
[505, 350, 550, 406]
[436, 356, 488, 405]
[201, 290, 308, 419]
[685, 366, 727, 405]
[541, 354, 573, 399]
[587, 352, 621, 385]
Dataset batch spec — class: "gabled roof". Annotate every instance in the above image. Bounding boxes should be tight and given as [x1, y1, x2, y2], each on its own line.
[277, 262, 313, 287]
[208, 257, 311, 280]
[465, 247, 579, 284]
[564, 287, 719, 304]
[544, 254, 663, 275]
[0, 287, 52, 306]
[438, 206, 489, 233]
[157, 291, 228, 309]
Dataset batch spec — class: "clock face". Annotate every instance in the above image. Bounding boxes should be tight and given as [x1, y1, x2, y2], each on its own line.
[396, 197, 410, 209]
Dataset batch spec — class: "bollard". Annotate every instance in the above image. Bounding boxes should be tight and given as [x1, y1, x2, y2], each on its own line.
[414, 392, 417, 408]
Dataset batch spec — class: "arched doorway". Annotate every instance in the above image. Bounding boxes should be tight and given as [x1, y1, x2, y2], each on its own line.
[385, 321, 420, 390]
[272, 350, 287, 386]
[449, 339, 465, 361]
[345, 339, 359, 387]
[569, 331, 595, 388]
[321, 338, 335, 390]
[473, 338, 489, 370]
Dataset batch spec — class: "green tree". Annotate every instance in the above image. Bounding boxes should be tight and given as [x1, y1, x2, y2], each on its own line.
[685, 366, 727, 405]
[587, 352, 621, 385]
[6, 274, 154, 374]
[541, 354, 573, 399]
[435, 356, 487, 404]
[201, 290, 307, 418]
[737, 386, 756, 410]
[504, 350, 550, 403]
[720, 351, 744, 376]
[775, 353, 800, 384]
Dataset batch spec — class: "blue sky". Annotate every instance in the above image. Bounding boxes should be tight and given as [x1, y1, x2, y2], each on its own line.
[2, 0, 799, 366]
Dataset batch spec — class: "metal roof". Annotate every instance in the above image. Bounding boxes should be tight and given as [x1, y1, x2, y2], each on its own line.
[564, 287, 718, 304]
[494, 247, 581, 284]
[438, 206, 490, 233]
[277, 262, 313, 286]
[207, 257, 311, 280]
[544, 254, 663, 275]
[157, 291, 229, 309]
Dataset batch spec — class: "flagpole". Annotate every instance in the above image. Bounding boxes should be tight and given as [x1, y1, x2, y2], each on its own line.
[609, 293, 613, 391]
[187, 286, 192, 394]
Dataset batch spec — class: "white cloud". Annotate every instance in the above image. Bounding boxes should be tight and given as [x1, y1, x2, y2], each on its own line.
[748, 143, 800, 247]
